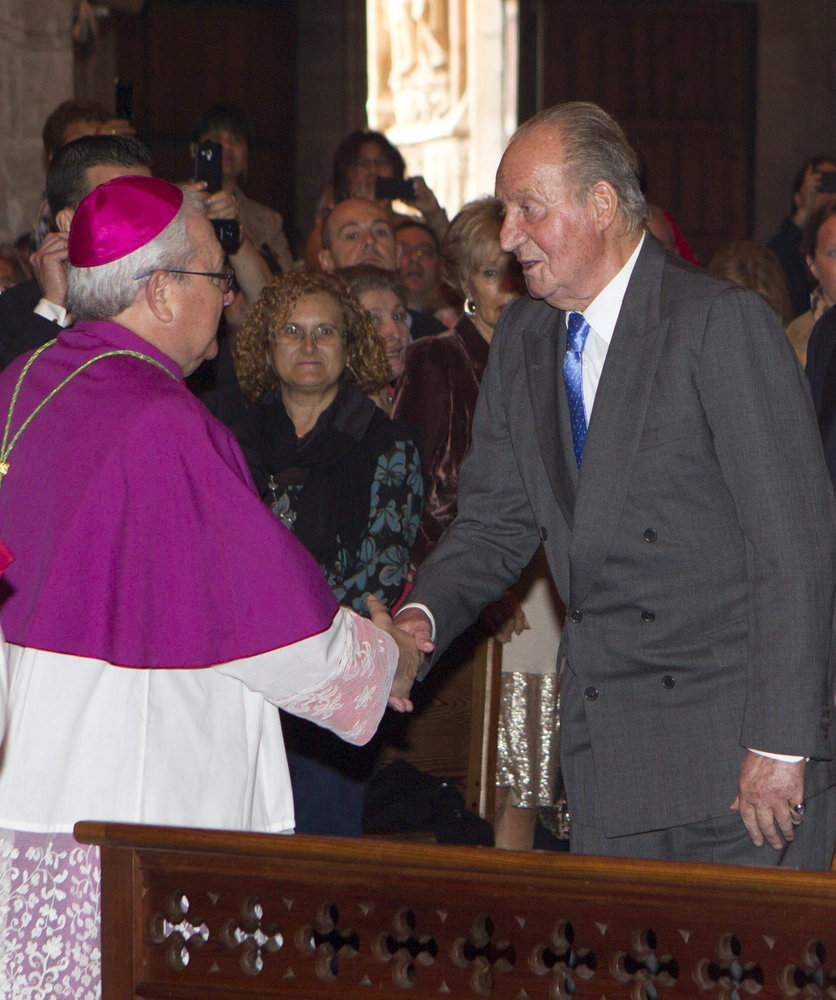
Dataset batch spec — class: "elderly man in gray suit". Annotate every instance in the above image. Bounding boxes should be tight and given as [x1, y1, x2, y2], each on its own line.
[398, 102, 836, 867]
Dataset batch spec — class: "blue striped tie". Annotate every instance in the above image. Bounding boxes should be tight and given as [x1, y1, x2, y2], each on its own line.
[564, 312, 591, 465]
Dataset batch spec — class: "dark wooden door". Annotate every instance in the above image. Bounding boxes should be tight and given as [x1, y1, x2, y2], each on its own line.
[111, 0, 296, 239]
[518, 0, 757, 262]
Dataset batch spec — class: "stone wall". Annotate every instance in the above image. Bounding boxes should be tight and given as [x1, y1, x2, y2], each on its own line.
[364, 0, 518, 226]
[0, 0, 73, 243]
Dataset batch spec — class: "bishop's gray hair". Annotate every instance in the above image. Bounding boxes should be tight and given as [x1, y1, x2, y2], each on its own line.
[66, 189, 205, 320]
[514, 102, 648, 233]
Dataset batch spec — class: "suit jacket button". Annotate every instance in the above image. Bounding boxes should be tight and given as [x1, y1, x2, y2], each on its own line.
[584, 686, 598, 701]
[540, 526, 549, 541]
[644, 527, 658, 542]
[662, 675, 675, 689]
[640, 610, 655, 622]
[570, 609, 583, 623]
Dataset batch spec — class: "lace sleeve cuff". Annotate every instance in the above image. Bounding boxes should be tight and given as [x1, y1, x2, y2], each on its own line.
[280, 609, 398, 745]
[215, 608, 398, 746]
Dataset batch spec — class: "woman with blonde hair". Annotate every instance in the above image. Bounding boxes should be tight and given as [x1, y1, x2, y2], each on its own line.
[233, 269, 424, 837]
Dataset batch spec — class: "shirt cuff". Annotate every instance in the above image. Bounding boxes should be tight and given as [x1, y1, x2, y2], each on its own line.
[748, 748, 806, 763]
[34, 299, 69, 327]
[396, 602, 436, 642]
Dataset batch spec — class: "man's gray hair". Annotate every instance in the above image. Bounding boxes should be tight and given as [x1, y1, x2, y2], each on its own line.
[66, 190, 204, 320]
[515, 102, 648, 233]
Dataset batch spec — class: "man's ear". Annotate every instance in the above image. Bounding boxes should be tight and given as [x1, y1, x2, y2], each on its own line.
[143, 270, 175, 323]
[55, 208, 74, 234]
[318, 248, 335, 272]
[589, 180, 619, 231]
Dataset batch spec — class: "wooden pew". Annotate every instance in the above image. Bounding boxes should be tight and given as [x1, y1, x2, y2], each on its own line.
[76, 819, 836, 999]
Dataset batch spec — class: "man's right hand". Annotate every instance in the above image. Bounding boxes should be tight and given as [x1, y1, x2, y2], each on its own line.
[393, 606, 435, 655]
[730, 750, 806, 849]
[30, 232, 69, 308]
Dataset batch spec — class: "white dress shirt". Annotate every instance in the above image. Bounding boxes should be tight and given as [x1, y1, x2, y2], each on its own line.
[576, 232, 644, 421]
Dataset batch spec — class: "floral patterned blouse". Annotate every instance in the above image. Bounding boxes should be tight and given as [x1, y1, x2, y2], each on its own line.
[268, 437, 423, 611]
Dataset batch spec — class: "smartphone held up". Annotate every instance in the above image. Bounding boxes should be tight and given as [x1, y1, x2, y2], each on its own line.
[194, 141, 240, 254]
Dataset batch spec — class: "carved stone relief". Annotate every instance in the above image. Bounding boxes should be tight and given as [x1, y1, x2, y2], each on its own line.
[367, 0, 517, 220]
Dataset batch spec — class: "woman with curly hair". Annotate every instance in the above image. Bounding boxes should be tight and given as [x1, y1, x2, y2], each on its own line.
[232, 269, 424, 836]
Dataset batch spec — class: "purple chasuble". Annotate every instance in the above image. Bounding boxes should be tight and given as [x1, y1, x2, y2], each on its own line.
[0, 321, 337, 667]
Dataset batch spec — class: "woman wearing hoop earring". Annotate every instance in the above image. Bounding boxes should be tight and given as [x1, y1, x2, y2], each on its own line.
[393, 197, 522, 565]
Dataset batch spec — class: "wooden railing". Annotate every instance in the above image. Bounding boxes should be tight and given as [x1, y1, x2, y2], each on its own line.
[76, 819, 836, 999]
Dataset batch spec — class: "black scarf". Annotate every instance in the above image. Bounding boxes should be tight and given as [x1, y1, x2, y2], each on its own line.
[243, 384, 385, 565]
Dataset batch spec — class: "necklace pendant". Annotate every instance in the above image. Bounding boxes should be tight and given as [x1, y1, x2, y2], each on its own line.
[0, 462, 8, 477]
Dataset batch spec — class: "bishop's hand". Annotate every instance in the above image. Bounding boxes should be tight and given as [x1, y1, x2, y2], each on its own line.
[367, 594, 423, 713]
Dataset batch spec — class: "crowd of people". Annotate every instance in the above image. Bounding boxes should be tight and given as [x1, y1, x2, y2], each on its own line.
[1, 95, 836, 998]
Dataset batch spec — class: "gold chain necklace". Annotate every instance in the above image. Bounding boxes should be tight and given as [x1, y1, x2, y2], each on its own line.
[0, 339, 179, 488]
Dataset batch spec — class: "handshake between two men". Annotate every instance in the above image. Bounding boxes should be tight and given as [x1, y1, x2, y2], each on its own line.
[366, 596, 435, 714]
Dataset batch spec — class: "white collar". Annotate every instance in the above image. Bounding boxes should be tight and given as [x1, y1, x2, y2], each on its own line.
[578, 232, 645, 343]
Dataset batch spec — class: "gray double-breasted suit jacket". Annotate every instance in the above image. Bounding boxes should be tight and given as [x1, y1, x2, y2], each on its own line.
[409, 235, 836, 838]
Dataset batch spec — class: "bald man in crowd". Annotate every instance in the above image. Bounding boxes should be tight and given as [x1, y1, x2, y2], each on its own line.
[319, 198, 444, 338]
